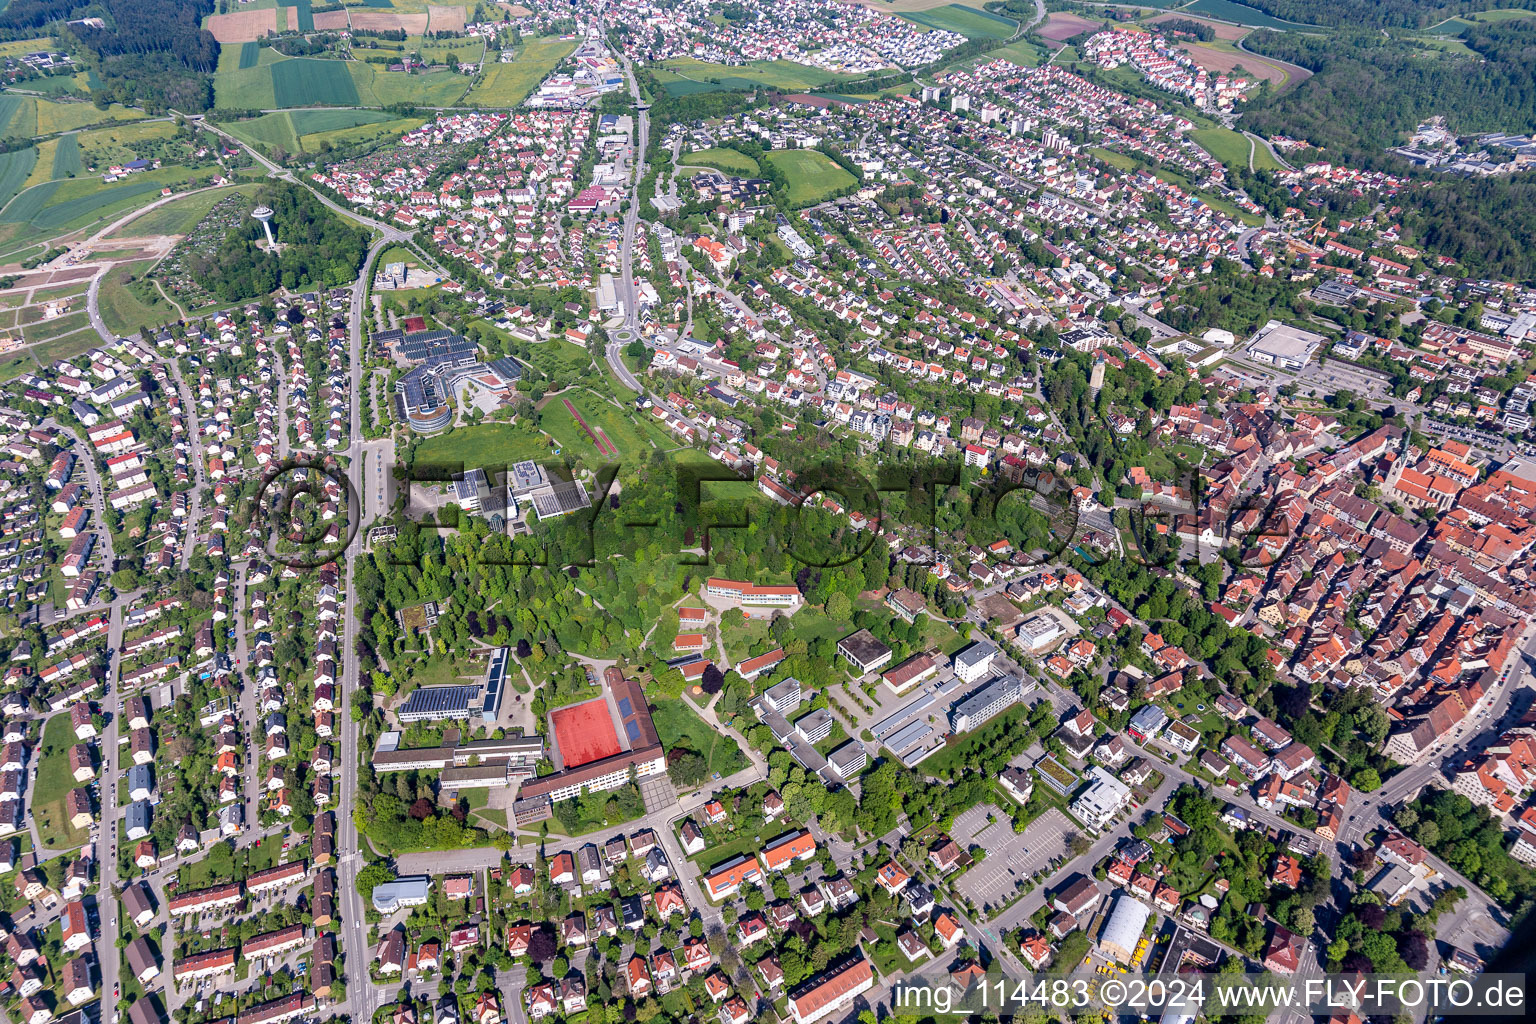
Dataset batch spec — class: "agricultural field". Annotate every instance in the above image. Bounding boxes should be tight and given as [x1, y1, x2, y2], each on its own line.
[273, 57, 361, 107]
[0, 148, 37, 209]
[463, 35, 577, 106]
[1179, 41, 1291, 86]
[899, 4, 1016, 40]
[651, 58, 838, 96]
[0, 95, 147, 138]
[1181, 0, 1317, 30]
[220, 108, 402, 154]
[678, 147, 759, 175]
[765, 149, 857, 206]
[0, 166, 200, 253]
[1036, 12, 1099, 46]
[49, 132, 80, 178]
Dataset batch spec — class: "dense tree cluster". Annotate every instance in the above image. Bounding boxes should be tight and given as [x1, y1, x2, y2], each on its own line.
[1399, 788, 1536, 910]
[1244, 22, 1536, 156]
[189, 183, 370, 302]
[1, 0, 219, 112]
[1224, 0, 1532, 29]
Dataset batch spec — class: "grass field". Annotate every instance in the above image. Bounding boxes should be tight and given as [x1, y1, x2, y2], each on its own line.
[413, 421, 554, 470]
[299, 114, 427, 150]
[351, 62, 471, 106]
[463, 35, 576, 105]
[651, 697, 748, 784]
[1412, 36, 1479, 56]
[987, 37, 1050, 67]
[900, 4, 1016, 40]
[651, 58, 838, 97]
[21, 137, 58, 190]
[34, 97, 144, 135]
[1190, 126, 1251, 166]
[0, 147, 37, 209]
[538, 389, 658, 461]
[97, 257, 180, 337]
[240, 41, 260, 68]
[33, 712, 90, 851]
[766, 150, 856, 206]
[0, 37, 54, 59]
[679, 147, 758, 175]
[1185, 128, 1284, 174]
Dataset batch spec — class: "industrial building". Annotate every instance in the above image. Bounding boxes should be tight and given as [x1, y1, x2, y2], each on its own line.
[1245, 320, 1325, 371]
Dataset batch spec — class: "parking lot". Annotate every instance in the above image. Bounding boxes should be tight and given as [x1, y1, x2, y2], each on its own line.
[952, 804, 1073, 913]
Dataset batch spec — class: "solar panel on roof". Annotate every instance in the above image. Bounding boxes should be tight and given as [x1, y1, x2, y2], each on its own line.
[625, 720, 641, 743]
[617, 697, 633, 717]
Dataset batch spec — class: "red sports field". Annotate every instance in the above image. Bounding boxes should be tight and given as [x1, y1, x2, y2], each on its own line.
[551, 699, 621, 768]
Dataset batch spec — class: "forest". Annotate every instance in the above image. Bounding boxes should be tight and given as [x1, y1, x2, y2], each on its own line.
[1243, 21, 1536, 155]
[1241, 19, 1536, 279]
[1227, 0, 1535, 27]
[187, 183, 370, 302]
[3, 0, 220, 112]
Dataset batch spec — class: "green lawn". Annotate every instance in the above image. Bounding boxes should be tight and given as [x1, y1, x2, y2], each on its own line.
[679, 148, 758, 175]
[1189, 127, 1249, 166]
[765, 150, 857, 206]
[34, 712, 90, 851]
[920, 703, 1029, 779]
[413, 421, 556, 472]
[651, 697, 748, 783]
[901, 5, 1017, 40]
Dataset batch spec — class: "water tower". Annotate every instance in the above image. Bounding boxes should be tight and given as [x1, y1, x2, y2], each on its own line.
[252, 205, 276, 246]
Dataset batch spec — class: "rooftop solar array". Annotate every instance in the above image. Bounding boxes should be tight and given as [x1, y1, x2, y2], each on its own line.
[398, 684, 482, 722]
[617, 696, 633, 718]
[397, 330, 475, 363]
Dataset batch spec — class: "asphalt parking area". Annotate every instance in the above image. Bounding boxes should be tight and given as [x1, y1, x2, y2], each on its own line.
[954, 807, 1073, 912]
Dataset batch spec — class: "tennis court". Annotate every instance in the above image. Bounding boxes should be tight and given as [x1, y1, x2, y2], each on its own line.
[551, 698, 621, 768]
